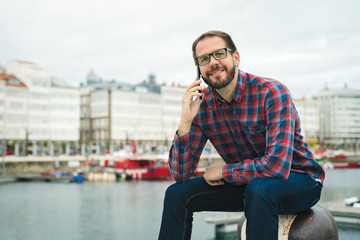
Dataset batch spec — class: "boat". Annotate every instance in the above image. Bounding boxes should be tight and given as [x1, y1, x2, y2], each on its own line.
[331, 162, 359, 169]
[315, 150, 360, 169]
[112, 156, 205, 180]
[38, 170, 85, 183]
[344, 197, 360, 207]
[109, 140, 205, 180]
[114, 156, 171, 180]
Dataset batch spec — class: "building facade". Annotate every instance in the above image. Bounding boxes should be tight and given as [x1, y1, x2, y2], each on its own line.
[0, 74, 29, 155]
[4, 60, 359, 157]
[79, 72, 185, 155]
[3, 60, 80, 156]
[293, 97, 319, 140]
[317, 88, 360, 148]
[161, 84, 185, 141]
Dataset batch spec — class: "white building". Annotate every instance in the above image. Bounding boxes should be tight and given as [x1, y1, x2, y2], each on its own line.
[293, 98, 319, 140]
[50, 77, 80, 153]
[79, 70, 121, 154]
[161, 84, 185, 140]
[4, 60, 80, 156]
[79, 71, 185, 154]
[317, 88, 360, 147]
[81, 82, 164, 154]
[111, 85, 163, 142]
[0, 74, 29, 155]
[6, 60, 51, 143]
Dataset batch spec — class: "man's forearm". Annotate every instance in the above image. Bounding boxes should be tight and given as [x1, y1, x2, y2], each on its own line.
[168, 140, 195, 183]
[177, 120, 192, 137]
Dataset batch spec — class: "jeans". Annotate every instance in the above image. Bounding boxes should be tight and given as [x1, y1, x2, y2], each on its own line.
[158, 172, 322, 240]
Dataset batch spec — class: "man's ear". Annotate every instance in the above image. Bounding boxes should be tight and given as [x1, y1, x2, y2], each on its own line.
[233, 51, 240, 66]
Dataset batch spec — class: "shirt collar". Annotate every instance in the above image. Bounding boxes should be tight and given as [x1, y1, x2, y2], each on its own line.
[212, 69, 246, 104]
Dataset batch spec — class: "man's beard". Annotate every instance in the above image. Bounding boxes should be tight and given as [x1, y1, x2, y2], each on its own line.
[202, 63, 236, 90]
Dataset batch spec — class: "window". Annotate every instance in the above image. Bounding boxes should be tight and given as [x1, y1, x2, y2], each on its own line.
[6, 78, 21, 85]
[31, 79, 49, 87]
[9, 101, 24, 110]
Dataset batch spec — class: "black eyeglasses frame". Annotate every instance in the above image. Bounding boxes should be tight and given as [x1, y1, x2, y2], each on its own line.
[195, 48, 233, 66]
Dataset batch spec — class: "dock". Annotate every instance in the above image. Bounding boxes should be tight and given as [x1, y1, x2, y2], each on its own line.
[0, 176, 16, 183]
[322, 200, 360, 225]
[15, 175, 71, 183]
[206, 213, 243, 235]
[0, 175, 73, 183]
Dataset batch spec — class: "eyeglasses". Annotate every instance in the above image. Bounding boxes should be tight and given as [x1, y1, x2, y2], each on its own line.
[196, 48, 232, 66]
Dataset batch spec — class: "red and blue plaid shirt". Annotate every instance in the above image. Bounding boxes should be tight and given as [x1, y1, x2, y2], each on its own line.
[169, 70, 325, 185]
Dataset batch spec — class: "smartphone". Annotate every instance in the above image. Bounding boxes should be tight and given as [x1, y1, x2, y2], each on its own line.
[197, 64, 203, 100]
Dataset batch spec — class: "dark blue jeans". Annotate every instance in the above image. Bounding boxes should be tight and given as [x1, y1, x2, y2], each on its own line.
[158, 172, 322, 240]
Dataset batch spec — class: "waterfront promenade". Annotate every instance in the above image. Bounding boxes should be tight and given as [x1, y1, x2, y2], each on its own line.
[0, 176, 16, 183]
[0, 153, 221, 175]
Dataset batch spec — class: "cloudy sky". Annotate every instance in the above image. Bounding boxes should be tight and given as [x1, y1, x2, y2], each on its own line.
[1, 0, 359, 98]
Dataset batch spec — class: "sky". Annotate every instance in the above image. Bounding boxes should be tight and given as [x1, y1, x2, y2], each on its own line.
[1, 0, 359, 98]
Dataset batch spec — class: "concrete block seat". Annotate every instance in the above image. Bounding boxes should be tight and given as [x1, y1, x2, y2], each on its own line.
[237, 205, 338, 240]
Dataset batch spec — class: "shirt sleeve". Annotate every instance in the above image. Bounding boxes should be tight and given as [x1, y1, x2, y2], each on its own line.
[168, 119, 207, 183]
[222, 83, 295, 184]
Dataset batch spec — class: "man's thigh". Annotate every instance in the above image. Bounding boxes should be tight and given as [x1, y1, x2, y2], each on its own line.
[171, 177, 246, 212]
[245, 172, 322, 215]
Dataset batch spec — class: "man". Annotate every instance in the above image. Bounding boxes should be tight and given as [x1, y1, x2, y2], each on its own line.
[158, 30, 324, 240]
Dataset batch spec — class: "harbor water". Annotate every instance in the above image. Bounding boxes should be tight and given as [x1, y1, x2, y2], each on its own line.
[0, 169, 359, 240]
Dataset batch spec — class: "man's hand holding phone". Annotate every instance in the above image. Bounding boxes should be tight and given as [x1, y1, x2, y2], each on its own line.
[177, 79, 204, 137]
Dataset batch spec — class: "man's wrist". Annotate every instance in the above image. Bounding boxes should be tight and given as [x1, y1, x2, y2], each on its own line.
[177, 129, 189, 136]
[178, 121, 191, 136]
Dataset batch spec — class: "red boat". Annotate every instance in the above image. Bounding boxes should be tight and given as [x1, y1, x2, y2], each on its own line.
[113, 157, 206, 180]
[114, 157, 171, 180]
[111, 141, 205, 180]
[332, 162, 359, 169]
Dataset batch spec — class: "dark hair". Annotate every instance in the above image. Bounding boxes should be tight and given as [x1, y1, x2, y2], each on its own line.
[192, 30, 237, 64]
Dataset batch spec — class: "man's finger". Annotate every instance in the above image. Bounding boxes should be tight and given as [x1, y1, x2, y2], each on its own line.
[205, 179, 225, 186]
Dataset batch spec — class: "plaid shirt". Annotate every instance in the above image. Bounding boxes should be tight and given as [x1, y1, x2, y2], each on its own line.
[169, 70, 325, 185]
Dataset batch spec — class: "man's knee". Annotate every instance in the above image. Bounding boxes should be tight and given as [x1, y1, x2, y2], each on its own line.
[164, 183, 183, 203]
[244, 177, 276, 203]
[164, 181, 195, 207]
[164, 177, 208, 208]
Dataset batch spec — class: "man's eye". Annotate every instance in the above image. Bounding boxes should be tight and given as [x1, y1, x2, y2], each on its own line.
[214, 51, 226, 58]
[199, 56, 209, 64]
